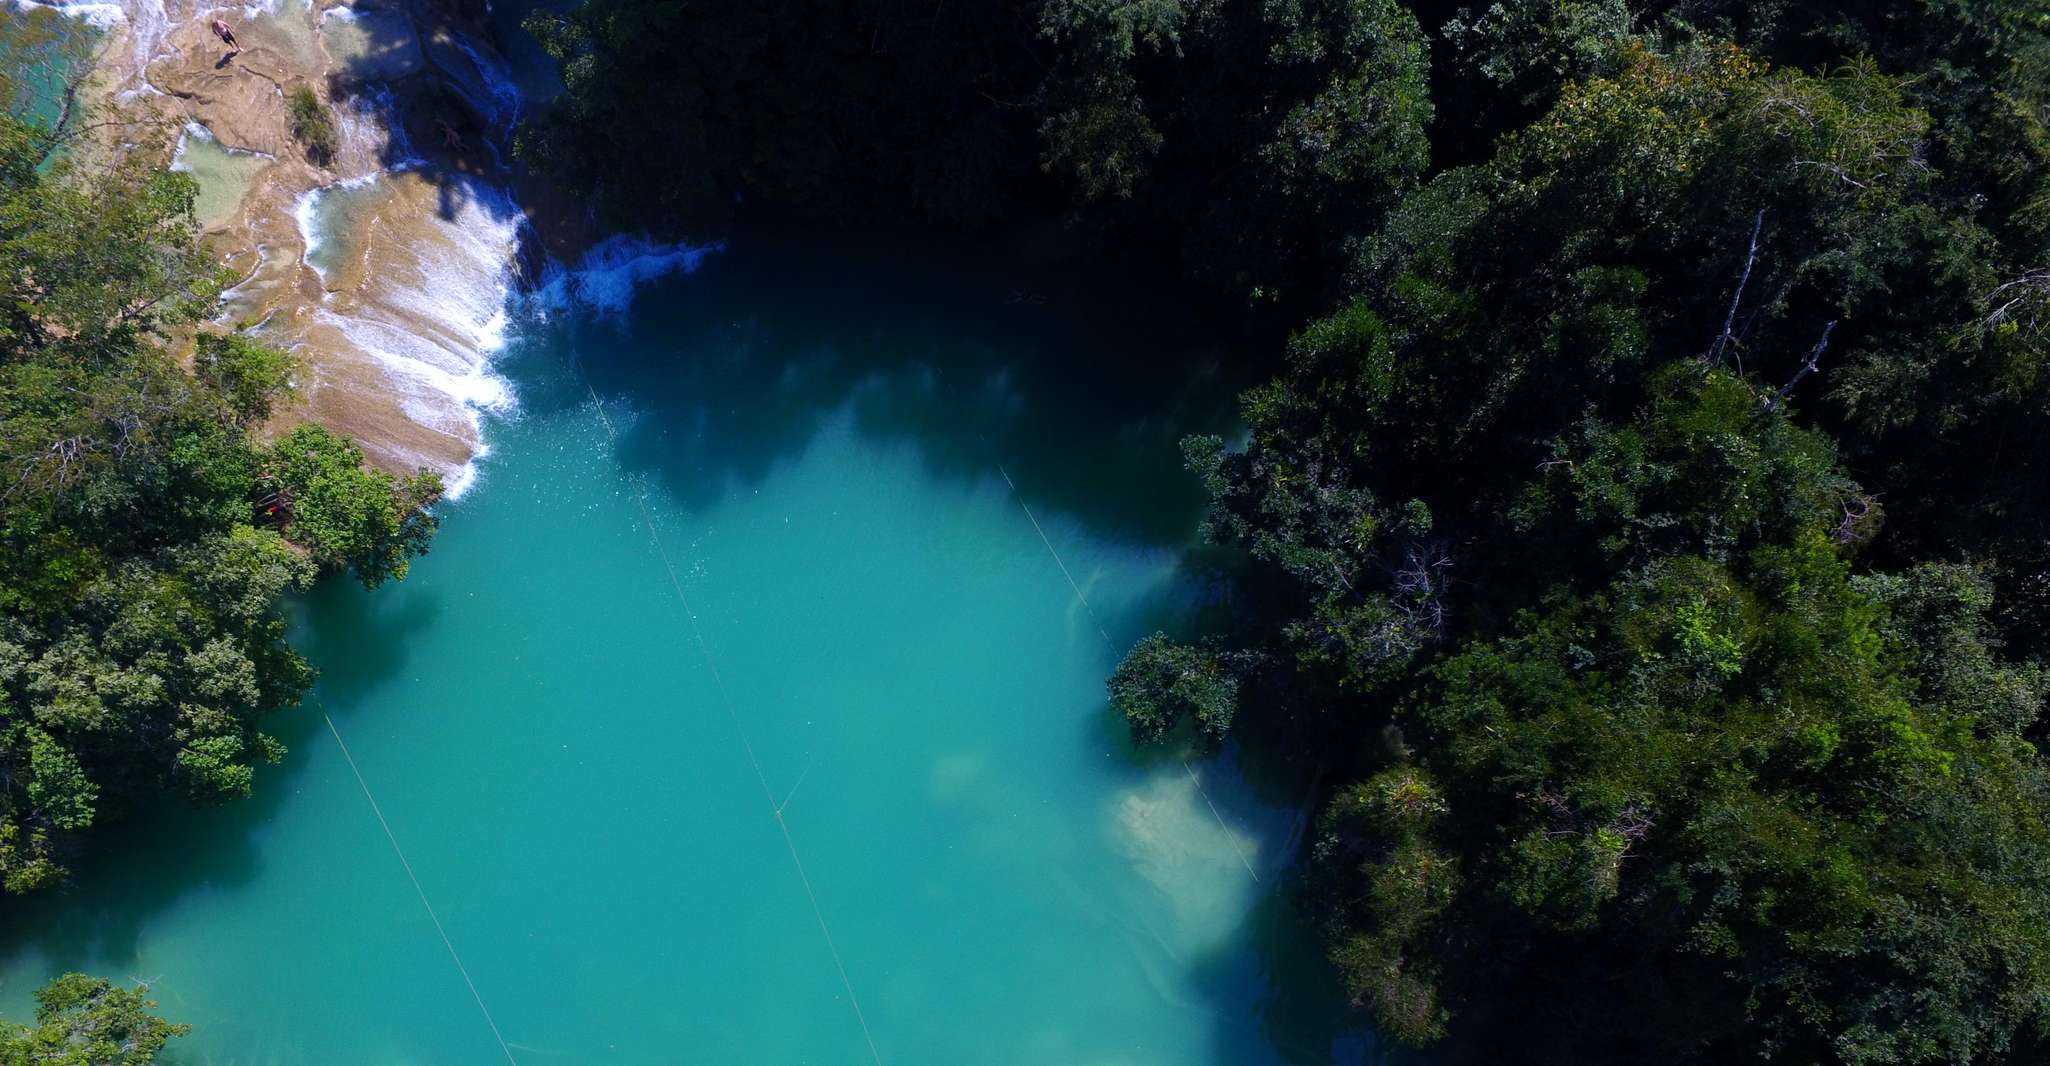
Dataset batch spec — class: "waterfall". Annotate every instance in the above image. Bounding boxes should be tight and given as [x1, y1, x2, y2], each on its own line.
[40, 0, 714, 496]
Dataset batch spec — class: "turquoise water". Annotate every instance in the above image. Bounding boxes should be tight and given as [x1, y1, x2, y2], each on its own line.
[0, 243, 1366, 1063]
[5, 5, 93, 136]
[172, 125, 273, 230]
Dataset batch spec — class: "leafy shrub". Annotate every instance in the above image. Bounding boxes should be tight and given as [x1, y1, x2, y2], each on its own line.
[0, 974, 187, 1063]
[1109, 633, 1248, 743]
[284, 84, 336, 164]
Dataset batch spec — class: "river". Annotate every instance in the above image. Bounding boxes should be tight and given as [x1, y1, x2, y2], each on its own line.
[0, 230, 1374, 1061]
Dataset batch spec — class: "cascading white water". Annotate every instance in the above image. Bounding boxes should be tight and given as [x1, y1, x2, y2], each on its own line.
[25, 0, 524, 492]
[33, 0, 715, 497]
[289, 168, 520, 497]
[8, 0, 128, 29]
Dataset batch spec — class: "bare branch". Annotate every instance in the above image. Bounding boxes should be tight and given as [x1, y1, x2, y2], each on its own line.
[1831, 492, 1878, 546]
[1389, 542, 1455, 633]
[27, 35, 104, 168]
[6, 433, 102, 500]
[1984, 269, 2050, 335]
[1707, 210, 1765, 368]
[1791, 160, 1869, 190]
[1767, 319, 1836, 409]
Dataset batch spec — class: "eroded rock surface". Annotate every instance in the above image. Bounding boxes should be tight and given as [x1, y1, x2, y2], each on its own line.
[84, 0, 524, 486]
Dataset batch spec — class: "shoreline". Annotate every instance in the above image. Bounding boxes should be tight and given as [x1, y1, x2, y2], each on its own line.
[51, 0, 585, 496]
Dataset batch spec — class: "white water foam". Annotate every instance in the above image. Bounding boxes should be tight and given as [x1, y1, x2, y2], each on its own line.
[462, 42, 519, 124]
[292, 172, 522, 498]
[291, 172, 378, 284]
[171, 119, 209, 162]
[109, 0, 172, 82]
[291, 188, 322, 272]
[53, 0, 525, 499]
[170, 119, 273, 166]
[330, 82, 420, 176]
[530, 235, 721, 317]
[168, 119, 204, 168]
[454, 40, 521, 171]
[9, 0, 127, 26]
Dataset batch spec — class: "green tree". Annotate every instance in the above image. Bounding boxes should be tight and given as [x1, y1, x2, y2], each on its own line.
[0, 92, 437, 891]
[261, 424, 441, 588]
[1280, 369, 2050, 1063]
[1040, 0, 1434, 300]
[0, 974, 186, 1065]
[193, 332, 296, 428]
[1108, 632, 1251, 742]
[1121, 23, 2050, 1064]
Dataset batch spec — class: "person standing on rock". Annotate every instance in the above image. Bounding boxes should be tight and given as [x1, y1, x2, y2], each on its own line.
[211, 17, 241, 58]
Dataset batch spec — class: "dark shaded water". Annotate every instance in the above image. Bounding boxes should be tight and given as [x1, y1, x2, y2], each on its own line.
[0, 242, 1374, 1063]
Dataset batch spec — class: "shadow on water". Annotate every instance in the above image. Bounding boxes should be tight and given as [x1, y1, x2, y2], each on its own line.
[512, 235, 1387, 1061]
[1189, 881, 1379, 1064]
[515, 234, 1252, 548]
[320, 0, 524, 225]
[0, 580, 437, 987]
[1085, 524, 1396, 1061]
[1091, 700, 1373, 1062]
[17, 3, 1383, 1060]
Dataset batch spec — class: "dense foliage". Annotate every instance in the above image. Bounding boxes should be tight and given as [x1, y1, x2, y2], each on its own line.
[0, 974, 185, 1065]
[1149, 10, 2050, 1064]
[520, 1, 2050, 1062]
[516, 0, 1046, 234]
[0, 55, 440, 895]
[516, 0, 1433, 300]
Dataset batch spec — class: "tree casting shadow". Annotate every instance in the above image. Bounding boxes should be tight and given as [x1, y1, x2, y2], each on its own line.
[0, 579, 440, 990]
[518, 234, 1253, 551]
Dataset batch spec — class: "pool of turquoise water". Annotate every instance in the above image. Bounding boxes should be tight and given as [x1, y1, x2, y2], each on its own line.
[0, 241, 1370, 1064]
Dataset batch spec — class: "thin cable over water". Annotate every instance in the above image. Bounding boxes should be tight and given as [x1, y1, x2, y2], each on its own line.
[581, 381, 885, 1066]
[1183, 760, 1260, 881]
[998, 464, 1110, 644]
[323, 713, 521, 1066]
[994, 463, 1259, 882]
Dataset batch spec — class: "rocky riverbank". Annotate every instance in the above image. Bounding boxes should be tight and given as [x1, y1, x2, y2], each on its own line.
[66, 0, 551, 490]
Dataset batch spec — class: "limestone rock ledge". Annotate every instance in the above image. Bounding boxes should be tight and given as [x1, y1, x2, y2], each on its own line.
[86, 0, 529, 487]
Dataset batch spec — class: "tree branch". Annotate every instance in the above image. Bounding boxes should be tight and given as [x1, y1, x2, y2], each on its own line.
[1707, 210, 1765, 368]
[1767, 320, 1836, 410]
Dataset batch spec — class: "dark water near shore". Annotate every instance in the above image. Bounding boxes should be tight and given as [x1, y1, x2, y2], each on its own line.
[0, 241, 1375, 1063]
